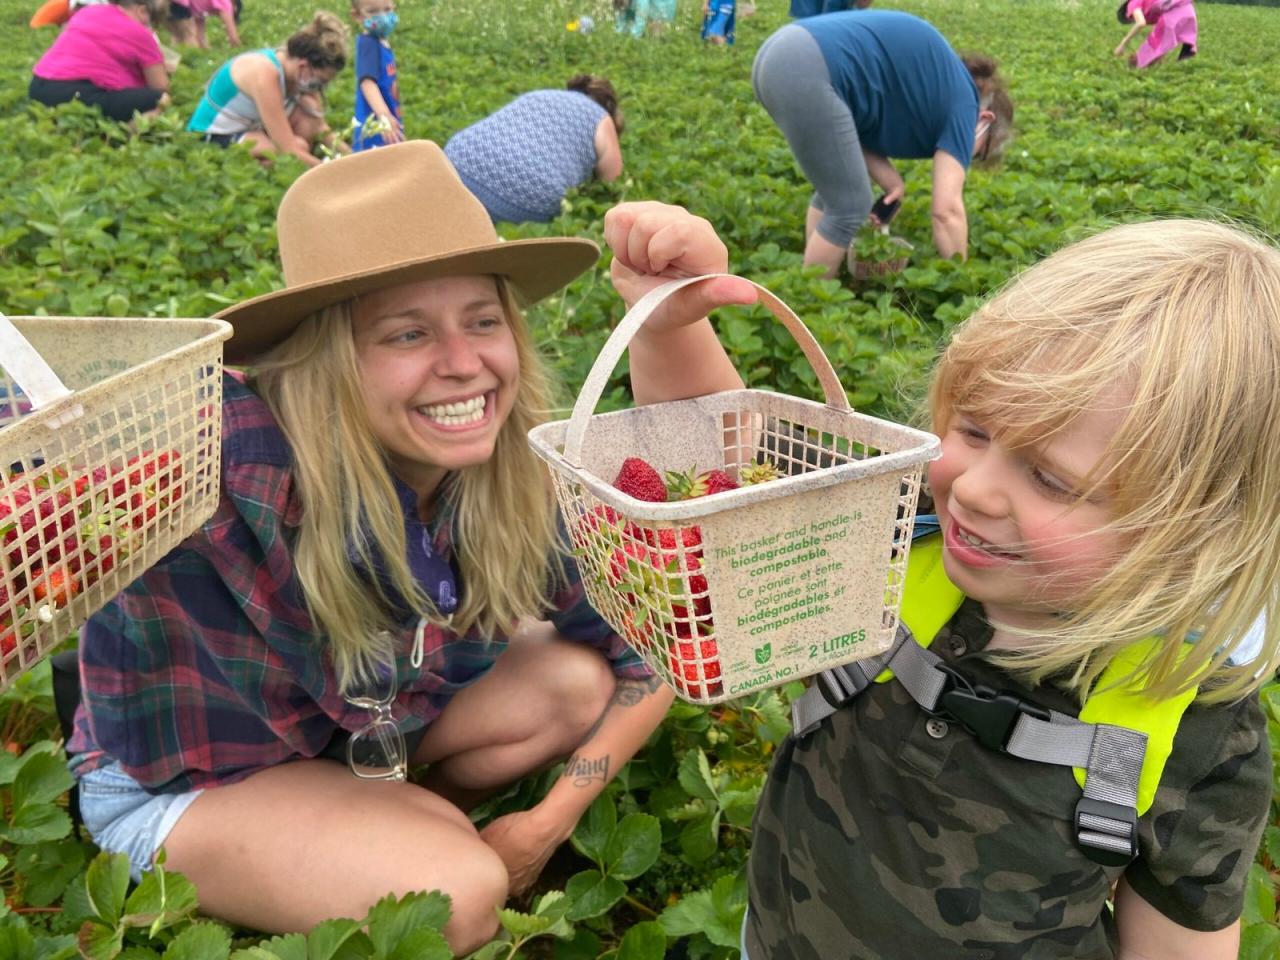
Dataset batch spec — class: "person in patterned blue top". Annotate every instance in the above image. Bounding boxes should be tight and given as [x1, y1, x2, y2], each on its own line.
[444, 75, 624, 224]
[351, 0, 402, 150]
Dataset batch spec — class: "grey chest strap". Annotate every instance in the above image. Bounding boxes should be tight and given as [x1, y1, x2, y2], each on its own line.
[792, 626, 1148, 867]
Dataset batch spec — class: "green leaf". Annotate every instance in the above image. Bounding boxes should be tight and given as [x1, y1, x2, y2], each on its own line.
[123, 867, 201, 934]
[550, 926, 601, 960]
[3, 803, 72, 845]
[496, 906, 554, 939]
[614, 921, 667, 960]
[569, 793, 616, 866]
[85, 852, 132, 926]
[676, 749, 717, 804]
[0, 926, 36, 960]
[77, 920, 126, 960]
[658, 874, 745, 949]
[161, 923, 232, 960]
[13, 839, 89, 906]
[603, 814, 661, 881]
[384, 928, 451, 960]
[229, 933, 307, 960]
[563, 869, 626, 921]
[302, 919, 364, 960]
[1241, 863, 1277, 924]
[364, 890, 452, 956]
[677, 813, 720, 865]
[1239, 920, 1280, 960]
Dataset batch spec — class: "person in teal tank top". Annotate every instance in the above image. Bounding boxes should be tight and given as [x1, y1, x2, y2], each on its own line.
[633, 214, 1280, 959]
[188, 12, 349, 168]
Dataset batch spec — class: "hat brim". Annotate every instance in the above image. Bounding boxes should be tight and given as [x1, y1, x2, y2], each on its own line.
[216, 236, 600, 364]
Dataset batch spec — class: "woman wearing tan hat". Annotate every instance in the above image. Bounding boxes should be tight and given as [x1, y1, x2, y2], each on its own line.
[64, 141, 757, 952]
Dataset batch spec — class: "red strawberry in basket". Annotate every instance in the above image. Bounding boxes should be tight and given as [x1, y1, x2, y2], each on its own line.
[123, 450, 183, 528]
[1, 478, 79, 570]
[667, 634, 723, 699]
[665, 466, 739, 500]
[32, 568, 80, 608]
[613, 457, 668, 503]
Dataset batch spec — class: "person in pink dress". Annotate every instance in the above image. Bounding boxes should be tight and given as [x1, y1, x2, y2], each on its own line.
[29, 0, 170, 121]
[1114, 0, 1197, 68]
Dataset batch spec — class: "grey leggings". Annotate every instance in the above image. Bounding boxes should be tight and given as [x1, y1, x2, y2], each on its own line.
[751, 24, 873, 249]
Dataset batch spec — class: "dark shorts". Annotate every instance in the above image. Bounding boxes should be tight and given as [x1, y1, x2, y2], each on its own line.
[197, 131, 246, 148]
[168, 4, 191, 19]
[28, 75, 163, 122]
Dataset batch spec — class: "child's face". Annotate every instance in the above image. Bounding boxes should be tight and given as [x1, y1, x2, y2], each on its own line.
[355, 0, 396, 19]
[928, 396, 1129, 638]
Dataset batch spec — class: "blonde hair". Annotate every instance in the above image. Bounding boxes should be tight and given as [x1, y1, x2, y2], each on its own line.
[251, 278, 562, 692]
[929, 219, 1280, 704]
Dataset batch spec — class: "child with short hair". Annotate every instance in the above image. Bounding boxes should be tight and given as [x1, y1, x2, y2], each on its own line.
[636, 213, 1280, 958]
[727, 218, 1280, 959]
[351, 0, 402, 150]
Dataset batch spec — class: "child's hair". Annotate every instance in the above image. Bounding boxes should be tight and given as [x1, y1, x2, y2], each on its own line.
[961, 54, 1014, 162]
[567, 74, 624, 136]
[250, 277, 563, 693]
[1117, 0, 1134, 23]
[287, 11, 349, 72]
[929, 219, 1280, 705]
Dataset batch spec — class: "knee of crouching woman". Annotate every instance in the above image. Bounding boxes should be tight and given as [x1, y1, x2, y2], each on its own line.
[548, 644, 616, 745]
[443, 846, 508, 953]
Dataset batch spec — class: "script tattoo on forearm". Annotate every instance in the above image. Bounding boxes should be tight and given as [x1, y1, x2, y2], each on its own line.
[563, 753, 610, 787]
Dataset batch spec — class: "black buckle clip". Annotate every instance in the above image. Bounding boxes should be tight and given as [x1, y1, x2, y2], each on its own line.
[1074, 797, 1139, 867]
[934, 668, 1051, 752]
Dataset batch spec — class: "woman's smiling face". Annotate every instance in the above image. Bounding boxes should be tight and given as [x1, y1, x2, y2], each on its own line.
[351, 274, 519, 502]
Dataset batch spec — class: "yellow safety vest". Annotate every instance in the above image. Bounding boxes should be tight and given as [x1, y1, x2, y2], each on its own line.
[887, 535, 1196, 815]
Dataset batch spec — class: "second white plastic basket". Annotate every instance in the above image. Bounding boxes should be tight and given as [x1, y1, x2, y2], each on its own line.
[1, 314, 232, 691]
[528, 276, 941, 704]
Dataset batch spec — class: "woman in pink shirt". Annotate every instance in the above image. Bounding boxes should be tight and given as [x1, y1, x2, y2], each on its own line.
[1114, 0, 1198, 67]
[29, 0, 170, 121]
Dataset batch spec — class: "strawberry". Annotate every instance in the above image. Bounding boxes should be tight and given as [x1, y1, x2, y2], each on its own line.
[612, 457, 668, 503]
[123, 450, 183, 528]
[1, 481, 79, 570]
[32, 568, 80, 608]
[665, 466, 739, 500]
[640, 525, 703, 553]
[666, 637, 723, 699]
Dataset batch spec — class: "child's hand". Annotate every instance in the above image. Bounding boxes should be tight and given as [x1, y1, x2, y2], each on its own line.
[604, 201, 757, 332]
[377, 113, 405, 144]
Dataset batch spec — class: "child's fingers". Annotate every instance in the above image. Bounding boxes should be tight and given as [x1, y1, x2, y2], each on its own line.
[603, 201, 728, 278]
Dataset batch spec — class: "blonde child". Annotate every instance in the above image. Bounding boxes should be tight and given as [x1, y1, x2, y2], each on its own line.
[753, 219, 1280, 958]
[628, 211, 1280, 958]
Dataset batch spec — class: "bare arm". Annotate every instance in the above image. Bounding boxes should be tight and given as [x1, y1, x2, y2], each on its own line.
[593, 115, 623, 182]
[142, 62, 170, 92]
[359, 77, 404, 143]
[216, 6, 242, 46]
[478, 677, 674, 894]
[1115, 6, 1148, 54]
[930, 150, 969, 260]
[1113, 878, 1240, 960]
[861, 149, 904, 214]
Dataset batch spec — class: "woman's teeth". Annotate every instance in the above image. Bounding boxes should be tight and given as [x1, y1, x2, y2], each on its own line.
[419, 395, 485, 425]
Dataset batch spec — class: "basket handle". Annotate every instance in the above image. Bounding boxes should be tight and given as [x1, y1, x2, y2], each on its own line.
[0, 312, 83, 426]
[563, 274, 850, 467]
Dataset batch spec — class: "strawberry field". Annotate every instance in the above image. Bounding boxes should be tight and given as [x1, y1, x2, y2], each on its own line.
[2, 0, 1280, 956]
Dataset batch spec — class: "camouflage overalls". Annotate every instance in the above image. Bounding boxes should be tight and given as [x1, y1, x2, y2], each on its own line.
[746, 598, 1271, 960]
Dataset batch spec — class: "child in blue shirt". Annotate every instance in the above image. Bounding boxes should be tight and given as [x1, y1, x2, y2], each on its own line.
[351, 0, 402, 150]
[701, 0, 735, 45]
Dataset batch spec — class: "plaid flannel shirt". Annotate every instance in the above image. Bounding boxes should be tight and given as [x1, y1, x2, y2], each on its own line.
[68, 373, 648, 794]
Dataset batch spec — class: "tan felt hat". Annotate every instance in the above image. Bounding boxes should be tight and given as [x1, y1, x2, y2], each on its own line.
[215, 139, 600, 363]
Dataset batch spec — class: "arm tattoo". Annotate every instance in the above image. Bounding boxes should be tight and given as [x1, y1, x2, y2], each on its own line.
[562, 753, 610, 787]
[577, 675, 664, 745]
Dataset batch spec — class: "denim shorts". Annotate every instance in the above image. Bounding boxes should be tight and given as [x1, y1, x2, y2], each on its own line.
[76, 760, 203, 882]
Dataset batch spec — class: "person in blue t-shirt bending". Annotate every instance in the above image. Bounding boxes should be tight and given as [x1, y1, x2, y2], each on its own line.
[789, 0, 871, 18]
[752, 10, 1013, 277]
[351, 0, 402, 150]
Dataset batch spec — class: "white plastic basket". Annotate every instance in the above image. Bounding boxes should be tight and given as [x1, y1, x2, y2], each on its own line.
[0, 314, 232, 691]
[528, 276, 941, 704]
